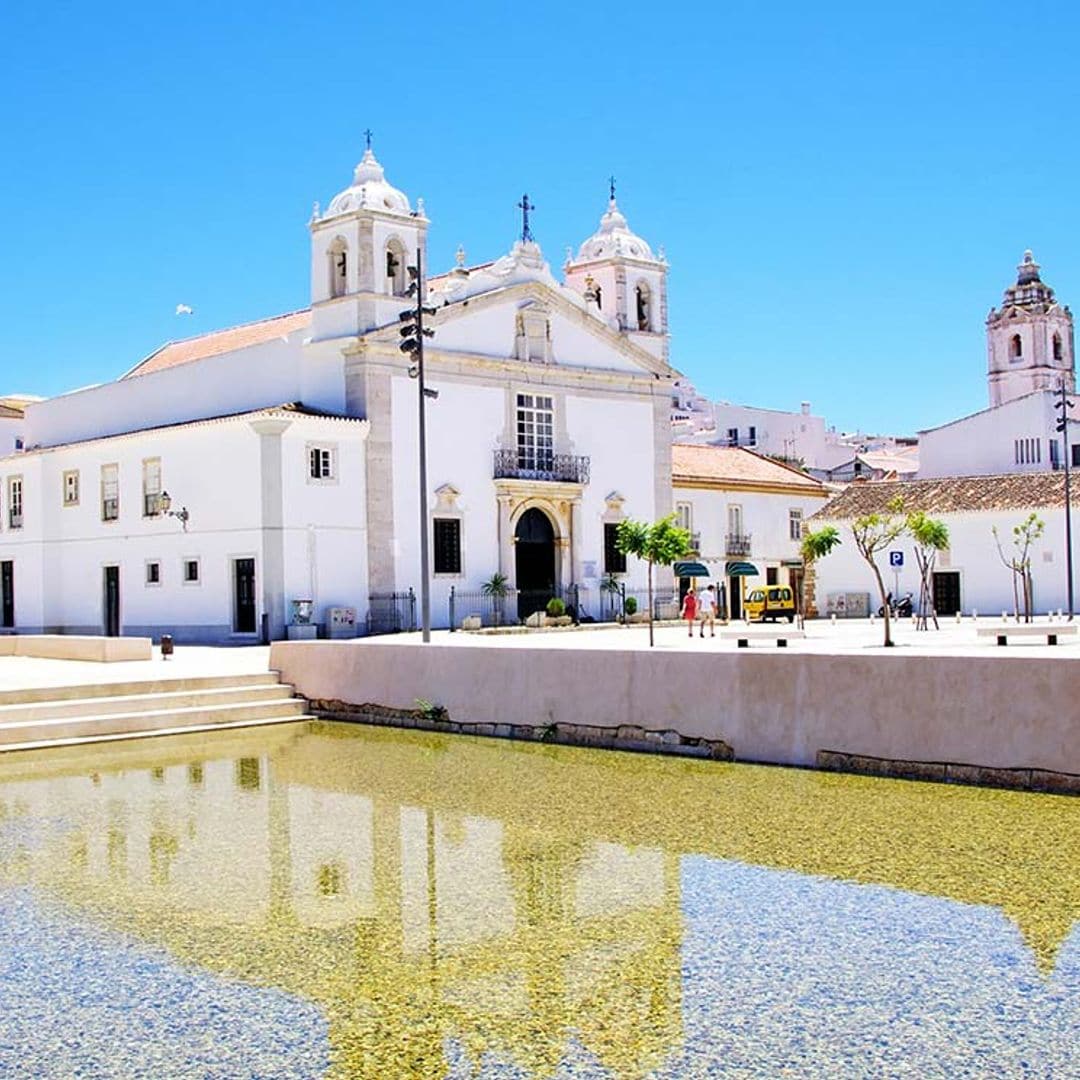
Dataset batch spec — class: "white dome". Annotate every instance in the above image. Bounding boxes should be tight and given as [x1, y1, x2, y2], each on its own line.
[574, 198, 658, 262]
[325, 148, 413, 218]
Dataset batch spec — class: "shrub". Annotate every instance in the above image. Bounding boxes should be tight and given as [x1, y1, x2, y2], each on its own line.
[624, 596, 638, 616]
[546, 597, 566, 618]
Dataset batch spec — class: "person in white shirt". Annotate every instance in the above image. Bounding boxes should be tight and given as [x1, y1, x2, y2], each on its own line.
[697, 584, 717, 637]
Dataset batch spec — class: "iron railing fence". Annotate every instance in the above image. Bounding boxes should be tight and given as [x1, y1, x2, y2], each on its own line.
[492, 449, 591, 485]
[725, 533, 752, 557]
[366, 589, 417, 635]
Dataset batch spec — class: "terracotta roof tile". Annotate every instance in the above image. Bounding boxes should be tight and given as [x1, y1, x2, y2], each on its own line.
[812, 473, 1070, 520]
[123, 309, 311, 379]
[672, 444, 825, 492]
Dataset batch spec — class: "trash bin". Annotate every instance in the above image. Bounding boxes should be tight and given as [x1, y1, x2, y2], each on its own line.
[160, 634, 174, 659]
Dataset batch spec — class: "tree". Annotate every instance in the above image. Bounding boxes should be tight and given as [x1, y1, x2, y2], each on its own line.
[799, 526, 841, 627]
[992, 514, 1044, 623]
[851, 496, 908, 647]
[615, 515, 692, 647]
[599, 574, 623, 620]
[906, 511, 950, 630]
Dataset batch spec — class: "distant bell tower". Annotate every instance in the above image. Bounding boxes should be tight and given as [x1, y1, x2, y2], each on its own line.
[987, 250, 1074, 407]
[564, 180, 669, 364]
[308, 135, 428, 343]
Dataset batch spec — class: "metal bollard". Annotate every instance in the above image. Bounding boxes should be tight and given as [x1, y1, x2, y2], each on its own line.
[160, 634, 174, 660]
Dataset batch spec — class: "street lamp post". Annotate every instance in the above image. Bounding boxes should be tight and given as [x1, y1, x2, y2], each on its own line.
[1055, 380, 1075, 620]
[399, 250, 437, 642]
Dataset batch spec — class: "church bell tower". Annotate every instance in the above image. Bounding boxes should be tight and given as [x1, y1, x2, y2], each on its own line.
[564, 183, 669, 364]
[308, 137, 429, 343]
[987, 251, 1074, 407]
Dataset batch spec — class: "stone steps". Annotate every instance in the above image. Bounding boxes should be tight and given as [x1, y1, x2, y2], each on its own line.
[0, 673, 313, 753]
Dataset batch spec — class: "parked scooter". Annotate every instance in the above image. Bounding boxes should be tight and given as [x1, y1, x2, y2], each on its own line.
[877, 592, 914, 618]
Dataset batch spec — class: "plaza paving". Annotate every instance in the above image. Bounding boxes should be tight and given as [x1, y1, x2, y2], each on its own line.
[0, 616, 1076, 694]
[379, 615, 1080, 659]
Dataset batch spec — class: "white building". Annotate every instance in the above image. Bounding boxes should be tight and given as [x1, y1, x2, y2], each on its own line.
[0, 145, 675, 639]
[919, 252, 1077, 479]
[670, 445, 828, 618]
[809, 474, 1077, 618]
[0, 397, 28, 457]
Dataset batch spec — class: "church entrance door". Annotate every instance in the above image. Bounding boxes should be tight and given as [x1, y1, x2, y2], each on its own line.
[515, 508, 556, 620]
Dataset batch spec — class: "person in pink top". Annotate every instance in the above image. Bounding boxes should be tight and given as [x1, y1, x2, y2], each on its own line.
[681, 588, 699, 637]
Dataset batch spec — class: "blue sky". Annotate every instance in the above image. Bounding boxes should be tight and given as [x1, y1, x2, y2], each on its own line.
[2, 0, 1078, 434]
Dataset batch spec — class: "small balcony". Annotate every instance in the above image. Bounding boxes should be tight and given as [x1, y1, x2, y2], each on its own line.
[689, 531, 701, 553]
[726, 532, 752, 557]
[494, 449, 590, 485]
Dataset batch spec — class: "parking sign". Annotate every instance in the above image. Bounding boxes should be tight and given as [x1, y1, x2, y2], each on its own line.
[889, 551, 904, 568]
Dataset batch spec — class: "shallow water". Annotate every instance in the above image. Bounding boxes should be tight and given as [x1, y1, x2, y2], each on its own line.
[0, 721, 1076, 1079]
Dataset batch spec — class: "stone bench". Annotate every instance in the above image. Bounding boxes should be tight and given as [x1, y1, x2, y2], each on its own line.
[0, 635, 153, 662]
[719, 626, 807, 649]
[976, 623, 1078, 646]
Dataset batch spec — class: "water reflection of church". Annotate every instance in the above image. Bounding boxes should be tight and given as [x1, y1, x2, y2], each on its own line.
[0, 726, 684, 1079]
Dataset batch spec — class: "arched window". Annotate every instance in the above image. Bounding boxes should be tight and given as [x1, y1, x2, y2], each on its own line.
[1054, 333, 1064, 362]
[635, 282, 652, 331]
[1010, 333, 1023, 360]
[328, 238, 348, 299]
[386, 239, 407, 296]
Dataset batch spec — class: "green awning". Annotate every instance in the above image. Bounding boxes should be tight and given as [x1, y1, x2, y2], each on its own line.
[725, 561, 760, 577]
[673, 561, 711, 578]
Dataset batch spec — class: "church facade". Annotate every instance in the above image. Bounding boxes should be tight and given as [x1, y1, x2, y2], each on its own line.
[0, 146, 675, 640]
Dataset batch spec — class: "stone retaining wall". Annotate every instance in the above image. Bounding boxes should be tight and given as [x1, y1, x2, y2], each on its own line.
[271, 640, 1080, 793]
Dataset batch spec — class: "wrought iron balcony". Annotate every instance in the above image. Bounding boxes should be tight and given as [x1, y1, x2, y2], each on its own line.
[726, 532, 752, 557]
[493, 449, 590, 484]
[689, 532, 701, 553]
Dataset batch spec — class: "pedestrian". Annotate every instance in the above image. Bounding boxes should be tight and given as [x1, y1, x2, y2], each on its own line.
[698, 584, 717, 637]
[681, 587, 698, 637]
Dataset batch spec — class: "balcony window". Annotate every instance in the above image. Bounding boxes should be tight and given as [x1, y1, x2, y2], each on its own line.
[101, 464, 119, 522]
[7, 477, 22, 530]
[789, 508, 803, 541]
[143, 458, 162, 517]
[516, 393, 554, 472]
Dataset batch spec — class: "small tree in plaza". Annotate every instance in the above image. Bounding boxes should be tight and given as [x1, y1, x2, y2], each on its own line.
[906, 511, 950, 630]
[799, 526, 841, 626]
[993, 513, 1044, 623]
[615, 515, 692, 647]
[851, 497, 908, 647]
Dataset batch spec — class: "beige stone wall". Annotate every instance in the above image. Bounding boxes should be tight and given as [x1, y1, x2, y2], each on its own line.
[270, 641, 1080, 777]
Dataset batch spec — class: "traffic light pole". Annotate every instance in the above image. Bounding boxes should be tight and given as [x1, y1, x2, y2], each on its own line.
[1057, 381, 1075, 620]
[416, 248, 432, 643]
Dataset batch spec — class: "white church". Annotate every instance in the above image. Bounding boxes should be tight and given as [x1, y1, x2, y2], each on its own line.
[0, 145, 676, 640]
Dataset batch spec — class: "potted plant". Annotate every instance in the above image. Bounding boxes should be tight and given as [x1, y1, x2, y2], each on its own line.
[623, 595, 639, 624]
[545, 596, 572, 627]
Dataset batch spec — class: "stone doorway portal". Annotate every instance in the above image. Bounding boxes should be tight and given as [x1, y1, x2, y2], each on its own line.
[515, 507, 556, 619]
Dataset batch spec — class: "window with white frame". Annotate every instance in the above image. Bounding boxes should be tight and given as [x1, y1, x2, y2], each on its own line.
[63, 470, 80, 507]
[7, 477, 22, 529]
[143, 458, 162, 517]
[308, 445, 336, 482]
[145, 561, 162, 586]
[183, 558, 200, 584]
[1014, 437, 1041, 465]
[789, 508, 803, 541]
[728, 504, 744, 536]
[675, 501, 693, 532]
[516, 394, 554, 471]
[101, 464, 119, 521]
[727, 427, 739, 447]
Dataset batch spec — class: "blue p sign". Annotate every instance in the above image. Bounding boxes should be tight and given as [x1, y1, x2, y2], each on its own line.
[889, 551, 904, 568]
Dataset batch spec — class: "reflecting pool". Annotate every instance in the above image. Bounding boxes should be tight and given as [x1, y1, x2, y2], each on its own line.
[0, 721, 1076, 1078]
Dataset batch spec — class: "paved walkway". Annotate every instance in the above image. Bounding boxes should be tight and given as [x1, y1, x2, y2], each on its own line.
[0, 646, 272, 693]
[368, 616, 1080, 658]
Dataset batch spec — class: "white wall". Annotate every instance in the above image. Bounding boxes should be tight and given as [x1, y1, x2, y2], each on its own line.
[0, 413, 368, 640]
[812, 507, 1078, 616]
[0, 416, 23, 456]
[673, 483, 828, 595]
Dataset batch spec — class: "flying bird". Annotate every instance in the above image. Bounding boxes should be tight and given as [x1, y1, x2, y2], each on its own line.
[175, 303, 194, 316]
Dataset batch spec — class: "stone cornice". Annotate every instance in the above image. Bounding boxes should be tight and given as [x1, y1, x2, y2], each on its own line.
[673, 477, 828, 499]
